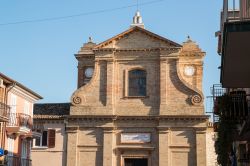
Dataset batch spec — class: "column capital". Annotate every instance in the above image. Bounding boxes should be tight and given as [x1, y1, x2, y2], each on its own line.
[157, 127, 170, 134]
[195, 127, 207, 134]
[103, 127, 114, 133]
[66, 126, 78, 133]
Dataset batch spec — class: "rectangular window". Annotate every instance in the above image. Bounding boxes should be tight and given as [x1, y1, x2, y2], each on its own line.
[42, 131, 48, 146]
[128, 70, 147, 96]
[10, 94, 16, 113]
[9, 94, 17, 126]
[7, 137, 14, 156]
[33, 130, 55, 148]
[33, 131, 47, 147]
[35, 137, 41, 147]
[24, 101, 29, 115]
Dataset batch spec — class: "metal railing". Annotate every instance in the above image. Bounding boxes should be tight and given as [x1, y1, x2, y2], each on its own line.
[211, 84, 250, 121]
[211, 84, 227, 124]
[7, 113, 32, 129]
[7, 156, 32, 166]
[21, 158, 32, 166]
[238, 158, 250, 165]
[0, 102, 10, 119]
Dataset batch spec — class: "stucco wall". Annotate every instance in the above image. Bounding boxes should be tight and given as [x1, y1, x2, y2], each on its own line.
[32, 122, 67, 166]
[206, 127, 218, 166]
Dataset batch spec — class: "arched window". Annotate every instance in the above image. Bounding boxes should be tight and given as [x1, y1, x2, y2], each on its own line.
[128, 69, 146, 96]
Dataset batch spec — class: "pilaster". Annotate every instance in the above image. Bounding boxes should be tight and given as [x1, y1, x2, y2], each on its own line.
[158, 127, 170, 166]
[196, 128, 207, 166]
[106, 60, 114, 107]
[159, 58, 167, 106]
[103, 128, 114, 166]
[66, 127, 78, 166]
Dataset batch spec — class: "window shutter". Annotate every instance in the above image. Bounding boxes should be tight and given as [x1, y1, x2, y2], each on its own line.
[48, 129, 56, 148]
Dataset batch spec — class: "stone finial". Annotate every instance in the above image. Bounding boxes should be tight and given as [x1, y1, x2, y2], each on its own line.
[77, 37, 96, 55]
[88, 37, 93, 43]
[130, 10, 145, 28]
[179, 36, 205, 57]
[187, 35, 192, 42]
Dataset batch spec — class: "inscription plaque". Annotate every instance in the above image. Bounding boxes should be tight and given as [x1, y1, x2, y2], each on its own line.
[121, 133, 151, 143]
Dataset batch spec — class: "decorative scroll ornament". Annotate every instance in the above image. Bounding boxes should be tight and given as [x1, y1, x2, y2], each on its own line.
[73, 96, 81, 104]
[191, 95, 202, 105]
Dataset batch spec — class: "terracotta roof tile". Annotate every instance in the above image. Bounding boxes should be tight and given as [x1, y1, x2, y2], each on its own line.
[33, 103, 70, 119]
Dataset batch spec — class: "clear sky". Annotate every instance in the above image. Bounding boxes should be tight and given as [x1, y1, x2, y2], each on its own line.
[0, 0, 222, 110]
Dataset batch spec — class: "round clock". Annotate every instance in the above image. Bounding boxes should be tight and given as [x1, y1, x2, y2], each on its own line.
[184, 65, 195, 76]
[85, 67, 94, 78]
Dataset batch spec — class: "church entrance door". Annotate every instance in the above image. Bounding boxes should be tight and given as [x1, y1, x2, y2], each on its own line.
[124, 158, 148, 166]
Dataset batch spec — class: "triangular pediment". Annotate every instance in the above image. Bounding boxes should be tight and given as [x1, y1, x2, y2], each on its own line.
[94, 26, 181, 49]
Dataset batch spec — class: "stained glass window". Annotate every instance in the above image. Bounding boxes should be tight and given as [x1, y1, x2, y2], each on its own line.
[128, 69, 146, 96]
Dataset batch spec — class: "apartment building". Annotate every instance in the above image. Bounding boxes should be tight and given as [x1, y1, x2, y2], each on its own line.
[213, 0, 250, 165]
[0, 73, 42, 166]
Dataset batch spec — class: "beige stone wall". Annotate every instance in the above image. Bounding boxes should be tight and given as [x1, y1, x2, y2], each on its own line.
[32, 122, 67, 166]
[103, 30, 172, 49]
[32, 151, 65, 166]
[71, 52, 204, 116]
[67, 27, 208, 166]
[66, 117, 208, 166]
[71, 39, 205, 116]
[206, 127, 218, 166]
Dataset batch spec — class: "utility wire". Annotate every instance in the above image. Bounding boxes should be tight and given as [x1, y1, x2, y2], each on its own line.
[137, 0, 139, 11]
[0, 0, 164, 26]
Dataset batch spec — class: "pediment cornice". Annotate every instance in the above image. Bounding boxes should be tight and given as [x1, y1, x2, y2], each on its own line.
[93, 47, 181, 52]
[94, 26, 181, 49]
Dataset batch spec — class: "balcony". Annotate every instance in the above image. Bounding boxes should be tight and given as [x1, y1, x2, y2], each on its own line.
[0, 102, 9, 122]
[7, 156, 32, 166]
[214, 91, 249, 120]
[6, 113, 32, 135]
[219, 0, 250, 88]
[212, 85, 250, 121]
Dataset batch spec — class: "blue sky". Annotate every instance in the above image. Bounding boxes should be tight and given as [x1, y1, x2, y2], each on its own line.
[0, 0, 221, 110]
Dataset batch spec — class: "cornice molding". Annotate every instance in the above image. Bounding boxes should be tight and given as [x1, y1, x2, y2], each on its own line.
[93, 47, 180, 53]
[9, 87, 38, 103]
[66, 115, 209, 122]
[94, 26, 181, 49]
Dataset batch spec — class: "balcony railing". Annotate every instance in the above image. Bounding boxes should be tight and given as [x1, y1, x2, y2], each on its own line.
[214, 91, 249, 119]
[0, 102, 10, 120]
[7, 113, 32, 129]
[238, 158, 250, 165]
[21, 158, 32, 166]
[211, 85, 250, 121]
[7, 156, 32, 166]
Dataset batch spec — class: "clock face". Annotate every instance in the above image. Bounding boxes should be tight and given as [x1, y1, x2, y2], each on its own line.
[85, 67, 94, 78]
[184, 65, 195, 76]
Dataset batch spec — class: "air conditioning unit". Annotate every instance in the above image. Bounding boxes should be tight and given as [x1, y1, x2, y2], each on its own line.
[0, 79, 3, 88]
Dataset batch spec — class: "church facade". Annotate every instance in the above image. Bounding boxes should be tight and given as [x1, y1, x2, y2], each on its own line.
[66, 12, 209, 166]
